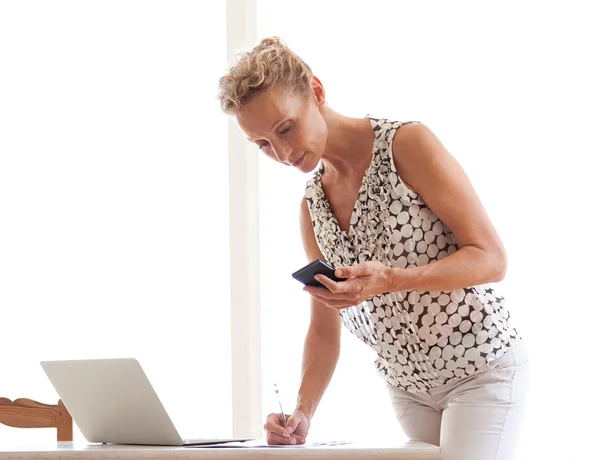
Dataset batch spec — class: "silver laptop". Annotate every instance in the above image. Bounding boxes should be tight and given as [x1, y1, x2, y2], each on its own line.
[40, 358, 250, 446]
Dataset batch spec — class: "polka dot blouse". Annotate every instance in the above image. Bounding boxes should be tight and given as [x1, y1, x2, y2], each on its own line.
[305, 118, 522, 393]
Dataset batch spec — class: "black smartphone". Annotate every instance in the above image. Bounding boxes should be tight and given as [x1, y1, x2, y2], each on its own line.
[291, 259, 344, 288]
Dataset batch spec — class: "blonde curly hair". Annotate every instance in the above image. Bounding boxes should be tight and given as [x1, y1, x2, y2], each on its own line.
[217, 37, 314, 115]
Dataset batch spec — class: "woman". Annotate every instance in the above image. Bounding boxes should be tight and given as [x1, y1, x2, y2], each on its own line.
[218, 37, 529, 460]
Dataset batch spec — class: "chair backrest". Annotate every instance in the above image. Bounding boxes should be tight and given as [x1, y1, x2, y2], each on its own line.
[0, 398, 73, 441]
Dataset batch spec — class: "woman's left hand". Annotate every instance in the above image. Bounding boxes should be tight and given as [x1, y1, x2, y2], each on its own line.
[304, 260, 396, 310]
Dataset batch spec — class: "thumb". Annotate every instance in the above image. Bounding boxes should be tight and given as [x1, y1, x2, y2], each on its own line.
[335, 264, 363, 279]
[285, 412, 302, 433]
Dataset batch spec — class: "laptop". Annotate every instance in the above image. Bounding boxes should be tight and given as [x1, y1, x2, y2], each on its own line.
[40, 358, 251, 446]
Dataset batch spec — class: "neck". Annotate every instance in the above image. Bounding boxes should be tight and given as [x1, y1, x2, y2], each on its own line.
[319, 106, 374, 179]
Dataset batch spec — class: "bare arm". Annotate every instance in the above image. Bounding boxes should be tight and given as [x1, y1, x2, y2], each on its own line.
[389, 122, 508, 291]
[295, 197, 342, 421]
[263, 198, 341, 445]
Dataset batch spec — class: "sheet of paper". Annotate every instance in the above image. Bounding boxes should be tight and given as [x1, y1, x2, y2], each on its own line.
[186, 439, 351, 448]
[182, 438, 253, 446]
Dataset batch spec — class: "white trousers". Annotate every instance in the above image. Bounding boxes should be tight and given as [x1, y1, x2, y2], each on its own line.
[388, 340, 530, 460]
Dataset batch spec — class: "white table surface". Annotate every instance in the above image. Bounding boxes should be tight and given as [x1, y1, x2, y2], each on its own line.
[0, 440, 441, 460]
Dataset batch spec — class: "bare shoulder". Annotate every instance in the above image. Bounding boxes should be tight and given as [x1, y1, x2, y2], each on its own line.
[392, 122, 439, 161]
[391, 122, 451, 194]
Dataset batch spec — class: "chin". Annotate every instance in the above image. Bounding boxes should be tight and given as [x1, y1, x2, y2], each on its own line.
[299, 152, 318, 172]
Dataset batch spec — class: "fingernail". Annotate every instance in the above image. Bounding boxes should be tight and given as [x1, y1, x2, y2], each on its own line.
[335, 269, 342, 277]
[290, 438, 296, 445]
[287, 426, 294, 433]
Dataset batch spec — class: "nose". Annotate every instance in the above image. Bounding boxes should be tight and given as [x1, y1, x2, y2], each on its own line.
[271, 140, 293, 164]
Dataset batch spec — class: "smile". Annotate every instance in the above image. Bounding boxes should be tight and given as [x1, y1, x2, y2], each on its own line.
[291, 152, 306, 167]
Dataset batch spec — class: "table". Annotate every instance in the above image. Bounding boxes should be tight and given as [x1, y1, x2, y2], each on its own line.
[0, 441, 441, 459]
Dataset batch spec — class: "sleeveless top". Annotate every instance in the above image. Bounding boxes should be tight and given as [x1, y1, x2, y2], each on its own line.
[305, 117, 522, 393]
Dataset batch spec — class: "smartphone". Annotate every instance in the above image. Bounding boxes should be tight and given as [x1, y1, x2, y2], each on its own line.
[291, 259, 344, 288]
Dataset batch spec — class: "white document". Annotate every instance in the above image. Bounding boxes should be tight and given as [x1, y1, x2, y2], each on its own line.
[186, 439, 351, 448]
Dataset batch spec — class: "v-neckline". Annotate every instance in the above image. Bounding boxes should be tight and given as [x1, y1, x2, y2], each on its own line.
[315, 118, 379, 237]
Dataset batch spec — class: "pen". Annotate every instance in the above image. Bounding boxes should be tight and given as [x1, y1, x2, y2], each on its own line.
[273, 382, 287, 426]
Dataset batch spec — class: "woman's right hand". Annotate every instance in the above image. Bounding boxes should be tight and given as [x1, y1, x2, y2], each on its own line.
[263, 409, 310, 445]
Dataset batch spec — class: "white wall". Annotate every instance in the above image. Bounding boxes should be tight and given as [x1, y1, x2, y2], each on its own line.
[257, 1, 599, 459]
[0, 1, 231, 442]
[1, 2, 598, 456]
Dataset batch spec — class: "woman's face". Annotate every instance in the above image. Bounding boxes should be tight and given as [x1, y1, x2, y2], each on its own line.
[235, 81, 327, 172]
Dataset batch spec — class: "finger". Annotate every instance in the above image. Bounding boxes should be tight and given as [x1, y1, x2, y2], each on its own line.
[311, 276, 363, 296]
[289, 434, 306, 444]
[264, 422, 290, 438]
[307, 295, 356, 310]
[264, 417, 290, 439]
[304, 283, 359, 300]
[306, 291, 357, 304]
[308, 293, 355, 306]
[313, 275, 360, 295]
[267, 432, 297, 445]
[312, 274, 342, 292]
[306, 289, 361, 304]
[284, 412, 302, 434]
[304, 295, 360, 307]
[327, 303, 356, 311]
[266, 412, 290, 426]
[312, 298, 356, 309]
[302, 285, 331, 296]
[268, 431, 306, 444]
[335, 264, 370, 279]
[334, 266, 354, 278]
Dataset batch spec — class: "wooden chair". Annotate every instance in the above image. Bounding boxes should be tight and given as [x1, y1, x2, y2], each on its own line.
[0, 398, 73, 441]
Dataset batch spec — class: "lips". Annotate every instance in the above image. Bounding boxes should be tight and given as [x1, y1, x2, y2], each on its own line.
[290, 152, 306, 167]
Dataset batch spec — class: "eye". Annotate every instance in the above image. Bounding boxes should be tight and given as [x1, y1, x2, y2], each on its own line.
[258, 142, 270, 151]
[278, 123, 292, 135]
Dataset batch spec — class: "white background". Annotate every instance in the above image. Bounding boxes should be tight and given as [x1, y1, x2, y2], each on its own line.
[1, 2, 598, 459]
[0, 0, 231, 443]
[257, 2, 599, 459]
